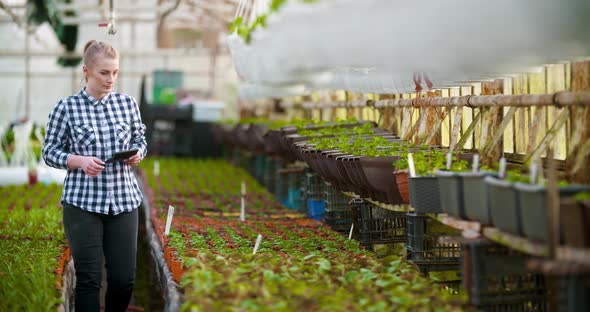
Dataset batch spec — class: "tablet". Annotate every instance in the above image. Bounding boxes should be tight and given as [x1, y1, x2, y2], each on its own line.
[105, 148, 139, 163]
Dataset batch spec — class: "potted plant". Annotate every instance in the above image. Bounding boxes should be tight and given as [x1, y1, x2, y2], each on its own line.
[485, 168, 529, 236]
[516, 179, 590, 243]
[458, 162, 498, 224]
[395, 149, 447, 213]
[434, 156, 471, 219]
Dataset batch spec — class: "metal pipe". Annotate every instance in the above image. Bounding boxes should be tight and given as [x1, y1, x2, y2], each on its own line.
[368, 92, 590, 108]
[303, 91, 590, 109]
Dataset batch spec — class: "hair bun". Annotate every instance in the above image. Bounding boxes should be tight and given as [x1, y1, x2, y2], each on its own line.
[83, 40, 98, 54]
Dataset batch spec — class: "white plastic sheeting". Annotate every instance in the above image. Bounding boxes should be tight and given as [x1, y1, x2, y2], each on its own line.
[228, 0, 590, 97]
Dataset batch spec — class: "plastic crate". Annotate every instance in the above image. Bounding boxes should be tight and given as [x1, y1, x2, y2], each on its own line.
[324, 182, 354, 235]
[262, 157, 279, 194]
[254, 155, 265, 183]
[559, 276, 590, 312]
[304, 172, 324, 200]
[405, 213, 461, 272]
[275, 167, 289, 206]
[462, 240, 547, 310]
[351, 199, 406, 248]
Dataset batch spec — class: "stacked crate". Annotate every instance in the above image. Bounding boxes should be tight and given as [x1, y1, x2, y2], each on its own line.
[324, 181, 353, 236]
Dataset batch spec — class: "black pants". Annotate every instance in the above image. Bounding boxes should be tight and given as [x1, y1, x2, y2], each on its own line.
[62, 202, 138, 312]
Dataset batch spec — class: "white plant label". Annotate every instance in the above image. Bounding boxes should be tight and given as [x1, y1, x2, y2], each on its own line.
[530, 162, 538, 184]
[240, 196, 246, 222]
[164, 205, 174, 236]
[253, 234, 262, 255]
[348, 223, 354, 240]
[473, 154, 480, 173]
[154, 160, 160, 177]
[240, 181, 246, 222]
[499, 157, 507, 179]
[446, 152, 452, 170]
[408, 153, 416, 178]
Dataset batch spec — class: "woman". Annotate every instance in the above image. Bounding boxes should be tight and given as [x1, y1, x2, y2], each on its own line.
[42, 40, 147, 312]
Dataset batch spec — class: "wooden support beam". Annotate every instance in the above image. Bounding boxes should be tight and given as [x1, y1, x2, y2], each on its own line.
[569, 61, 590, 183]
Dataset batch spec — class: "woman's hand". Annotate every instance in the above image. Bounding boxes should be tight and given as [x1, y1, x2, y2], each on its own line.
[68, 155, 105, 176]
[124, 151, 141, 167]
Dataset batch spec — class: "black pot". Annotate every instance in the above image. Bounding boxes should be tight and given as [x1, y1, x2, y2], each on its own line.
[435, 170, 466, 219]
[408, 176, 442, 213]
[515, 183, 590, 243]
[485, 176, 521, 236]
[461, 172, 497, 224]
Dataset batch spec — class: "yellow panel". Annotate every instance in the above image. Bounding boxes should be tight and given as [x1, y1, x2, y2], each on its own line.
[441, 89, 451, 147]
[503, 78, 514, 154]
[461, 86, 473, 149]
[362, 107, 369, 120]
[449, 88, 461, 149]
[312, 108, 321, 120]
[512, 74, 528, 154]
[374, 109, 381, 126]
[546, 63, 568, 159]
[528, 68, 547, 157]
[335, 108, 345, 120]
[396, 94, 403, 135]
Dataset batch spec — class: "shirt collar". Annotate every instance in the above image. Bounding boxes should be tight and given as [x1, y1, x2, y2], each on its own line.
[81, 88, 111, 106]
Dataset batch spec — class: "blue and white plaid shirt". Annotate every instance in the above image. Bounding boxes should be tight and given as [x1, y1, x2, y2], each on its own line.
[42, 88, 147, 215]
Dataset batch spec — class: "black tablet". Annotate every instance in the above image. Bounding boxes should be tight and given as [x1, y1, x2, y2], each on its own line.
[105, 148, 139, 163]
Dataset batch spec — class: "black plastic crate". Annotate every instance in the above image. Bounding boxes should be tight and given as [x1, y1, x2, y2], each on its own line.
[462, 240, 547, 310]
[275, 166, 290, 206]
[559, 276, 590, 312]
[351, 199, 406, 248]
[324, 181, 350, 205]
[405, 212, 461, 272]
[323, 181, 354, 235]
[262, 157, 279, 193]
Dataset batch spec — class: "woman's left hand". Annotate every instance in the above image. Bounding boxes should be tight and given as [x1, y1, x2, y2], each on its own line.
[124, 151, 141, 167]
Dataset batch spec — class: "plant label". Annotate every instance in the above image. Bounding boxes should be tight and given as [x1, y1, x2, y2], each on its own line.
[154, 160, 160, 177]
[253, 234, 262, 255]
[348, 223, 354, 240]
[446, 152, 452, 170]
[499, 157, 507, 179]
[408, 153, 416, 178]
[530, 162, 538, 184]
[473, 154, 480, 173]
[240, 196, 246, 222]
[241, 181, 246, 196]
[164, 205, 174, 236]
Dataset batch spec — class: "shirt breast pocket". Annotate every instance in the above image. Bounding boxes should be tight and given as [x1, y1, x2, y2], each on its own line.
[73, 124, 96, 147]
[115, 123, 131, 145]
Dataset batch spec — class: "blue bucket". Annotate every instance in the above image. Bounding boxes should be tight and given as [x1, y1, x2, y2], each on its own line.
[307, 199, 325, 221]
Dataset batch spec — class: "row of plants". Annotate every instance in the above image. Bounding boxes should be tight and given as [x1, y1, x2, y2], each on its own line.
[0, 183, 68, 311]
[140, 158, 465, 311]
[0, 183, 62, 210]
[141, 158, 302, 219]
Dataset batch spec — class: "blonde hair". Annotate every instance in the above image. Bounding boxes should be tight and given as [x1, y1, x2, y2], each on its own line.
[83, 40, 119, 67]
